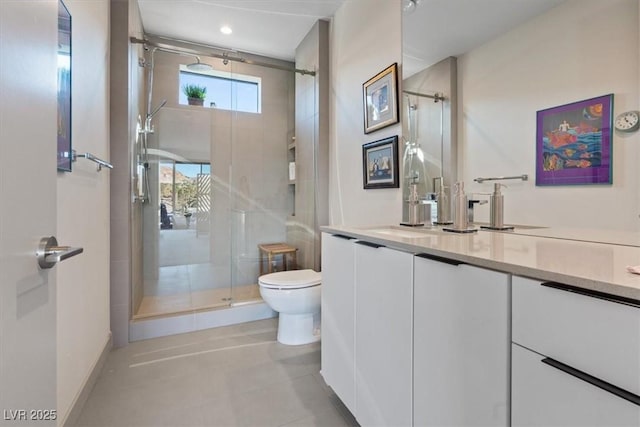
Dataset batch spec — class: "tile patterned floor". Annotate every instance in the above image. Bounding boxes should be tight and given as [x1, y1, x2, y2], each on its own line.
[74, 319, 358, 427]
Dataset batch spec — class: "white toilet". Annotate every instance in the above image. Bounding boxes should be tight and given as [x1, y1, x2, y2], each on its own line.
[258, 269, 321, 345]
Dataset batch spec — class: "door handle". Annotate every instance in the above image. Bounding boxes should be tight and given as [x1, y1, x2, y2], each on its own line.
[37, 236, 84, 269]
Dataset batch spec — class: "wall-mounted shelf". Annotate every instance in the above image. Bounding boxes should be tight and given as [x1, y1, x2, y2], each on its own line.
[288, 142, 296, 150]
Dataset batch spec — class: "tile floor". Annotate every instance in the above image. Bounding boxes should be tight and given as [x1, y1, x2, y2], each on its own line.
[135, 283, 262, 319]
[159, 229, 210, 267]
[74, 319, 358, 427]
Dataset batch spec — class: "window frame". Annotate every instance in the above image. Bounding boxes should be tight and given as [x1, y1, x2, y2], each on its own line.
[178, 65, 262, 114]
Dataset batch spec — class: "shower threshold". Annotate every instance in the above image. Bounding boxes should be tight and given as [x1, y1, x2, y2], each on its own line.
[129, 298, 276, 341]
[133, 283, 263, 320]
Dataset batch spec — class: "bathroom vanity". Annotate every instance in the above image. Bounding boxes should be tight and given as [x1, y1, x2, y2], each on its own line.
[320, 226, 640, 427]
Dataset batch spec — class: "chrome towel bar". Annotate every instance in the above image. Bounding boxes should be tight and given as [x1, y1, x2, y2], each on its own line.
[474, 174, 528, 184]
[71, 150, 113, 171]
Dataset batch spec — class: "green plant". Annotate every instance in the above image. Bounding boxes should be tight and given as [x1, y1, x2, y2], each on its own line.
[182, 84, 207, 100]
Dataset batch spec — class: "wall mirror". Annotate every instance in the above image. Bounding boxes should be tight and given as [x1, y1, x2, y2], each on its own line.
[402, 0, 640, 240]
[401, 0, 564, 196]
[57, 0, 72, 171]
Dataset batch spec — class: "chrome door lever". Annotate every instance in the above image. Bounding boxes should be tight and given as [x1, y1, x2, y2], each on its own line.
[37, 236, 84, 269]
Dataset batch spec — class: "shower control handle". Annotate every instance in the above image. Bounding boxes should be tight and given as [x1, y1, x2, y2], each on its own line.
[37, 236, 84, 269]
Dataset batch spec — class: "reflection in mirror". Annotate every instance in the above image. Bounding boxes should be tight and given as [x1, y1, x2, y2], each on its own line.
[401, 56, 457, 225]
[401, 1, 562, 224]
[57, 0, 72, 172]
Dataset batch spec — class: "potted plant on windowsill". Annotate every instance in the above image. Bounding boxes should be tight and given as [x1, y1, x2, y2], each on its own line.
[182, 84, 207, 106]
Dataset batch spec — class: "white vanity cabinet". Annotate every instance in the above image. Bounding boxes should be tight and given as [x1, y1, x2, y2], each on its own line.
[413, 254, 510, 427]
[512, 276, 640, 427]
[354, 240, 413, 427]
[320, 232, 356, 413]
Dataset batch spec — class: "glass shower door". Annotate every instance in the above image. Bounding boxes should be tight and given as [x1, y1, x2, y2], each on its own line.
[227, 60, 296, 304]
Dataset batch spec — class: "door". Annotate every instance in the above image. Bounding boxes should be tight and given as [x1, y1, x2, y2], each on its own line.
[413, 255, 510, 426]
[355, 241, 413, 426]
[1, 1, 58, 422]
[320, 233, 356, 413]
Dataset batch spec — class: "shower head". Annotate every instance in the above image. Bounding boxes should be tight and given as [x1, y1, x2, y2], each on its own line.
[147, 99, 167, 120]
[186, 57, 213, 72]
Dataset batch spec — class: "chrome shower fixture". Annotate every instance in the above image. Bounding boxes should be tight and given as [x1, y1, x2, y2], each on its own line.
[140, 99, 167, 136]
[403, 0, 421, 14]
[186, 57, 213, 72]
[147, 99, 167, 120]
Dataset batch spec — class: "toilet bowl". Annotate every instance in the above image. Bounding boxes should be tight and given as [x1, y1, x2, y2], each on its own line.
[258, 269, 321, 345]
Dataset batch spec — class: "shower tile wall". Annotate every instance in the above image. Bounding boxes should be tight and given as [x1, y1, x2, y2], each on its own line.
[287, 20, 330, 272]
[110, 0, 146, 347]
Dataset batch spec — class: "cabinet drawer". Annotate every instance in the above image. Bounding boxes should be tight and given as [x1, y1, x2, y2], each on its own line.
[512, 276, 640, 396]
[512, 344, 640, 426]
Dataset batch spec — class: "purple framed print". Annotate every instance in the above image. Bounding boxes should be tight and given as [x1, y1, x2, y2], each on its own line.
[536, 94, 613, 186]
[57, 0, 72, 171]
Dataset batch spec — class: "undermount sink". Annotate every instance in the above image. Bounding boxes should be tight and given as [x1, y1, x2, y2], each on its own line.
[364, 226, 445, 239]
[363, 224, 549, 239]
[478, 224, 548, 232]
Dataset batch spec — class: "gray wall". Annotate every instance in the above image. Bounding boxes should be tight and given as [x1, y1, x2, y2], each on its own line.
[110, 0, 145, 347]
[289, 20, 330, 272]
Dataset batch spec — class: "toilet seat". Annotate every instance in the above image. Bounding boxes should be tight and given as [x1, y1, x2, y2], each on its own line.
[259, 269, 321, 290]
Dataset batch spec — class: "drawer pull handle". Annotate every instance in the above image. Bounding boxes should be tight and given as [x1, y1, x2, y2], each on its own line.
[416, 253, 463, 266]
[540, 282, 640, 308]
[332, 234, 354, 240]
[541, 357, 640, 407]
[354, 240, 384, 249]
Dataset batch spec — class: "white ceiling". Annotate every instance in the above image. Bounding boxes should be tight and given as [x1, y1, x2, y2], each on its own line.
[137, 0, 345, 61]
[403, 0, 566, 78]
[137, 0, 565, 70]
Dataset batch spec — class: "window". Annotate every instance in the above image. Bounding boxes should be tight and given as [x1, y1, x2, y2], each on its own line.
[179, 66, 261, 113]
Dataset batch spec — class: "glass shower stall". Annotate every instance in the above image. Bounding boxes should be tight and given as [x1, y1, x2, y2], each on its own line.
[131, 40, 317, 319]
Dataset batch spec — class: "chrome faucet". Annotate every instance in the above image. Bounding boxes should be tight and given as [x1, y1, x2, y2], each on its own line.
[467, 198, 488, 223]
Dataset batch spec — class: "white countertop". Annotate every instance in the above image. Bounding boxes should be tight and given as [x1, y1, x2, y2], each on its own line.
[496, 226, 640, 248]
[321, 224, 640, 301]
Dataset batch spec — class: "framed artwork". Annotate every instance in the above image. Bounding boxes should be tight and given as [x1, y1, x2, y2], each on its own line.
[363, 63, 399, 134]
[57, 0, 72, 172]
[362, 136, 399, 189]
[536, 94, 613, 186]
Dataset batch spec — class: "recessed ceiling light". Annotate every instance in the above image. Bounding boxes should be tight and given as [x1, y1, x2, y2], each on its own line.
[220, 26, 232, 35]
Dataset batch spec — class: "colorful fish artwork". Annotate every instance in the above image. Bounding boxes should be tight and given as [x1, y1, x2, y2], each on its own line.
[536, 94, 612, 186]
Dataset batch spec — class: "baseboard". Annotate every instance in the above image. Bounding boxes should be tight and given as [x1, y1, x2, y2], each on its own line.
[62, 333, 112, 427]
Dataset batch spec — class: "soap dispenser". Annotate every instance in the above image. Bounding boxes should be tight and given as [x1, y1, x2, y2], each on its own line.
[433, 177, 452, 225]
[490, 183, 505, 228]
[401, 182, 424, 227]
[480, 183, 514, 231]
[453, 182, 468, 230]
[444, 181, 477, 233]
